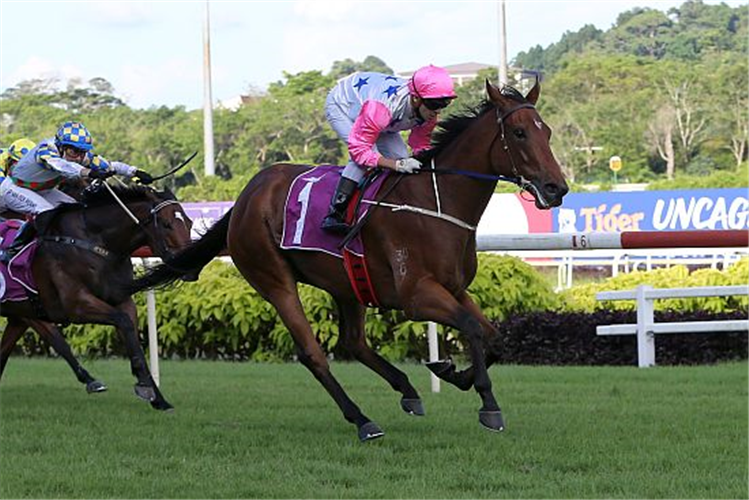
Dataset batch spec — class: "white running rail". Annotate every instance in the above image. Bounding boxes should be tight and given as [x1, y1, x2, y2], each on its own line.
[596, 285, 749, 367]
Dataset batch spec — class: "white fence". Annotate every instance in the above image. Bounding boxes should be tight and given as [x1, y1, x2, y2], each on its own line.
[596, 285, 749, 368]
[139, 230, 748, 386]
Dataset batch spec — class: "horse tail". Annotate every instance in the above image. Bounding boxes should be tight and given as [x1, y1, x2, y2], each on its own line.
[129, 208, 232, 293]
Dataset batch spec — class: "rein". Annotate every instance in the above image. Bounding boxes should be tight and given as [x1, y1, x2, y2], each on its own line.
[339, 101, 542, 242]
[50, 183, 182, 260]
[362, 159, 478, 232]
[417, 166, 520, 184]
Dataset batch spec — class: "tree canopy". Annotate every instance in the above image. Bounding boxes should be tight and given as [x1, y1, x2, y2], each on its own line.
[1, 1, 746, 200]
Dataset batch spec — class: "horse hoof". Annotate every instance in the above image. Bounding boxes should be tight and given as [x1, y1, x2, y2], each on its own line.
[134, 383, 156, 402]
[358, 422, 385, 442]
[479, 410, 505, 432]
[86, 381, 108, 393]
[151, 400, 174, 412]
[400, 398, 425, 416]
[425, 359, 453, 376]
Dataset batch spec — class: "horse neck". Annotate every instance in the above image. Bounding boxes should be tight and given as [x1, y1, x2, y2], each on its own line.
[78, 202, 148, 254]
[427, 119, 502, 227]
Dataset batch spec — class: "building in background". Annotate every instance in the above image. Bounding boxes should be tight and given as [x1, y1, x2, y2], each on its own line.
[398, 62, 542, 90]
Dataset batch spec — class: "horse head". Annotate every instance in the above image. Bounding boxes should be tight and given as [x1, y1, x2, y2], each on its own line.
[78, 184, 194, 260]
[136, 187, 194, 260]
[485, 80, 568, 209]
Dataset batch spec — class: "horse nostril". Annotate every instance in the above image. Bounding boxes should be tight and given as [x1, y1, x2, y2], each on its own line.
[544, 183, 568, 198]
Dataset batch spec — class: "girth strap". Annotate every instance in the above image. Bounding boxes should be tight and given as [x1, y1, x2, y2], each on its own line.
[38, 235, 113, 259]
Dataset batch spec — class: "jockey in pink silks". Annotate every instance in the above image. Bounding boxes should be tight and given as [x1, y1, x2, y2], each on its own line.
[321, 64, 457, 233]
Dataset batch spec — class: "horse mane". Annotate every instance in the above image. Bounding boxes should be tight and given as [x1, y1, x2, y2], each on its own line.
[81, 184, 159, 206]
[416, 85, 528, 164]
[34, 184, 168, 234]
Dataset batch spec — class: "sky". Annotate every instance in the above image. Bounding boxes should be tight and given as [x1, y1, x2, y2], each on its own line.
[0, 0, 745, 110]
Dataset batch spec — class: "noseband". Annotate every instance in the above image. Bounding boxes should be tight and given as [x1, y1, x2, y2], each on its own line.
[490, 102, 551, 208]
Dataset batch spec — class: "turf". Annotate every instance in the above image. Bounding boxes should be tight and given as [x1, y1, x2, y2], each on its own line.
[1, 359, 746, 498]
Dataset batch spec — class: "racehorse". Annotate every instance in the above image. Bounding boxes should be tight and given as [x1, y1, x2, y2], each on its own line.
[1, 206, 109, 393]
[0, 316, 108, 393]
[130, 81, 569, 439]
[0, 183, 193, 410]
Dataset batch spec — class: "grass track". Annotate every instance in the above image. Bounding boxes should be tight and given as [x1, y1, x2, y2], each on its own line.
[1, 359, 746, 498]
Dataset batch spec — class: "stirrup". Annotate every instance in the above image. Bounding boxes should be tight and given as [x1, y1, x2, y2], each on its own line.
[0, 249, 14, 264]
[321, 214, 350, 234]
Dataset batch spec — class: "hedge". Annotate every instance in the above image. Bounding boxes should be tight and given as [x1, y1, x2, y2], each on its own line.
[5, 256, 747, 365]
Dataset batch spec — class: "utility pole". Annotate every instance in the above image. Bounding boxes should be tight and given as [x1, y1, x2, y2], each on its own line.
[202, 0, 215, 176]
[497, 0, 508, 86]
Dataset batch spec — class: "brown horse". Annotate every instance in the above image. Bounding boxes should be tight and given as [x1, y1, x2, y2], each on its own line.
[131, 81, 569, 439]
[0, 184, 193, 410]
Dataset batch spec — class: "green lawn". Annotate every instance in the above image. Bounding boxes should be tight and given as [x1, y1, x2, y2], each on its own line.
[1, 359, 746, 499]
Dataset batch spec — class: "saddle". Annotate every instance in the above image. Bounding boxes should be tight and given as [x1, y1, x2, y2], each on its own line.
[281, 166, 390, 306]
[0, 220, 39, 302]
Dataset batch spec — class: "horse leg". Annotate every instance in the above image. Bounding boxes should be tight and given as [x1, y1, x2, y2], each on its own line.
[61, 292, 171, 410]
[336, 298, 424, 416]
[114, 299, 172, 411]
[26, 319, 107, 393]
[426, 292, 500, 391]
[0, 318, 28, 380]
[266, 289, 384, 441]
[407, 281, 504, 432]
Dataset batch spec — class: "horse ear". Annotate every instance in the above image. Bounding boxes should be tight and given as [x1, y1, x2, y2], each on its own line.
[525, 77, 540, 105]
[485, 79, 505, 105]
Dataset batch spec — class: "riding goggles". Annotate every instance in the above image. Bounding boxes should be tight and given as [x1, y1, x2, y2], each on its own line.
[422, 97, 454, 111]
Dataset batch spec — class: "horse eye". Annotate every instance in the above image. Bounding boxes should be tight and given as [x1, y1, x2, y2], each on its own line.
[162, 220, 173, 230]
[513, 128, 526, 139]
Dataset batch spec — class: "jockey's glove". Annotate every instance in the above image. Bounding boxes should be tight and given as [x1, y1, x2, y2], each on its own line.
[132, 169, 154, 185]
[394, 158, 422, 174]
[88, 168, 115, 180]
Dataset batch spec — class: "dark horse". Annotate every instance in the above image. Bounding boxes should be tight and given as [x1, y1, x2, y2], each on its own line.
[131, 81, 568, 439]
[0, 184, 193, 410]
[0, 207, 109, 393]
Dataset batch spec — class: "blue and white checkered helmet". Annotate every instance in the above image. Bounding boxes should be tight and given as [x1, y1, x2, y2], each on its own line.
[55, 121, 94, 151]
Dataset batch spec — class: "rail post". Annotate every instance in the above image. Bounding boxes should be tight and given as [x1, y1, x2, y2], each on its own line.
[427, 322, 440, 393]
[636, 285, 656, 368]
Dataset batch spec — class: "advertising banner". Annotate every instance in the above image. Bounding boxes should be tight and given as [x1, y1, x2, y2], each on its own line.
[552, 188, 749, 233]
[181, 188, 749, 238]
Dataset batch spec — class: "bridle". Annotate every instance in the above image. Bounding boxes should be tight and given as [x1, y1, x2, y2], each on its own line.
[72, 182, 186, 260]
[342, 99, 552, 240]
[489, 102, 549, 207]
[417, 101, 549, 208]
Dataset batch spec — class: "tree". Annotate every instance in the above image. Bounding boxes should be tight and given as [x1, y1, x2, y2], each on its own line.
[514, 24, 603, 74]
[648, 105, 677, 179]
[604, 8, 673, 58]
[328, 56, 393, 79]
[663, 78, 706, 169]
[705, 54, 749, 169]
[0, 77, 124, 114]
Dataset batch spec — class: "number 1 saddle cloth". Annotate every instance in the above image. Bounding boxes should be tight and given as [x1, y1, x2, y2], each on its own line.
[281, 165, 389, 258]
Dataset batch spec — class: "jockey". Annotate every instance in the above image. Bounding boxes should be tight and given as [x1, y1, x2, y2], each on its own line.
[321, 64, 457, 233]
[0, 121, 153, 262]
[0, 138, 36, 216]
[1, 138, 36, 177]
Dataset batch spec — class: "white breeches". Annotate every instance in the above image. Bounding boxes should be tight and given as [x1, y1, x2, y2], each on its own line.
[0, 177, 76, 215]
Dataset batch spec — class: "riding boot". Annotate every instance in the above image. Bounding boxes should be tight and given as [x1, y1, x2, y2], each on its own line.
[320, 177, 358, 234]
[0, 221, 36, 263]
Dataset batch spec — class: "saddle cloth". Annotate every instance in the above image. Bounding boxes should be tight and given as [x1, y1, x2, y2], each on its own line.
[280, 165, 389, 257]
[0, 221, 39, 301]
